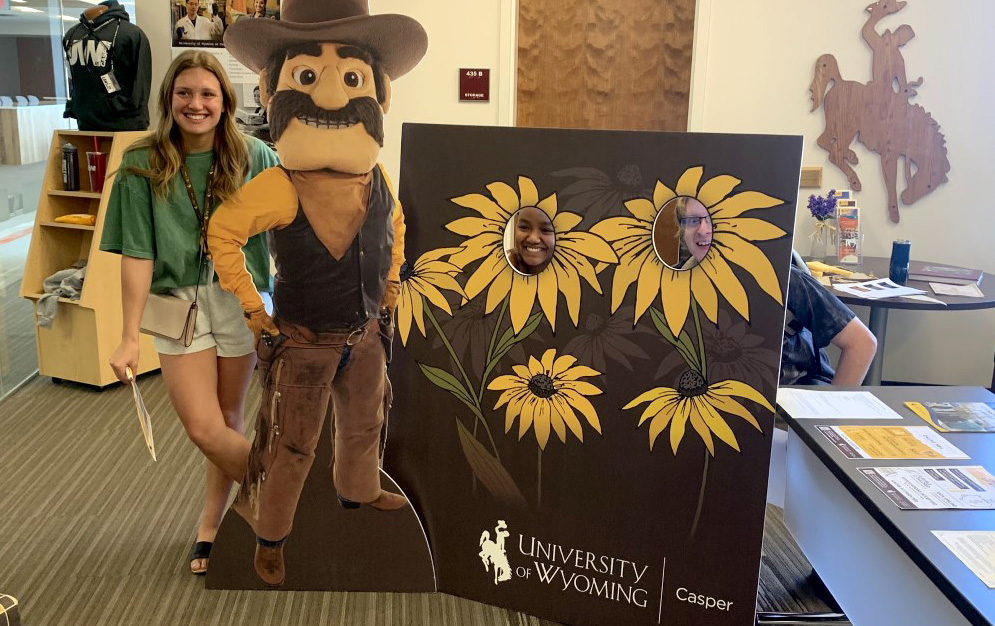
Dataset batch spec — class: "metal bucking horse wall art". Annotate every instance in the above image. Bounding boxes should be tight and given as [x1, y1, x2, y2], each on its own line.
[810, 0, 949, 223]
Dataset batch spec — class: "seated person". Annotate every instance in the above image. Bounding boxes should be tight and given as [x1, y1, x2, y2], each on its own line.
[782, 263, 877, 385]
[506, 206, 555, 275]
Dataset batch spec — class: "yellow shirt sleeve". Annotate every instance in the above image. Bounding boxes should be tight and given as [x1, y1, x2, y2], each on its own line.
[207, 167, 298, 313]
[378, 163, 406, 284]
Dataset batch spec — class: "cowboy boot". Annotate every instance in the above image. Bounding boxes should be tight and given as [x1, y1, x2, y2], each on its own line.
[254, 537, 286, 586]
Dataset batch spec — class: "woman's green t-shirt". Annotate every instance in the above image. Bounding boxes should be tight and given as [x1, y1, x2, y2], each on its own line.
[100, 135, 279, 293]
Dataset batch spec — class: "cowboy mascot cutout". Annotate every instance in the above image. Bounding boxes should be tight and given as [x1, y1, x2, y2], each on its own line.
[207, 0, 427, 586]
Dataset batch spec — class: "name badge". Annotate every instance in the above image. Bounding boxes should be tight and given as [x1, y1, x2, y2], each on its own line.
[100, 71, 122, 94]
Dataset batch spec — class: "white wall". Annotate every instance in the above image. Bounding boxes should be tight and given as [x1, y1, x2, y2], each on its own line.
[135, 0, 517, 183]
[691, 0, 995, 385]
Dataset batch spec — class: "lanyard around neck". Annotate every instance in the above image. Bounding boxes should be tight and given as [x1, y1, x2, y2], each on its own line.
[179, 161, 215, 254]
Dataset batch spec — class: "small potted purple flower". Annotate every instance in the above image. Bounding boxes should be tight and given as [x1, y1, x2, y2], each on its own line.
[807, 189, 837, 261]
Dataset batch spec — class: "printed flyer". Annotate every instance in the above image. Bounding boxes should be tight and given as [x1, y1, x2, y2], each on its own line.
[905, 401, 995, 433]
[859, 466, 995, 509]
[817, 425, 970, 460]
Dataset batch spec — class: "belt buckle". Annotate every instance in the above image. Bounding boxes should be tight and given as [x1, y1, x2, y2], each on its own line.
[346, 326, 366, 346]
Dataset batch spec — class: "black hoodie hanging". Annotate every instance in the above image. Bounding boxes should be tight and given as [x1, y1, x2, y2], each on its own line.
[63, 0, 152, 131]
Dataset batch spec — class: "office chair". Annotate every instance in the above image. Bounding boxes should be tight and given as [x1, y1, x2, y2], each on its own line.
[13, 96, 26, 106]
[0, 96, 12, 107]
[26, 95, 39, 105]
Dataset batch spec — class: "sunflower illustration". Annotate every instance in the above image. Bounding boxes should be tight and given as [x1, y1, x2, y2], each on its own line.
[396, 247, 467, 345]
[446, 176, 618, 333]
[589, 166, 787, 335]
[487, 348, 603, 450]
[624, 373, 772, 454]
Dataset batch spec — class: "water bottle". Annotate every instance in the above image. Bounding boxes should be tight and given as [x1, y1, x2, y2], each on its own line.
[889, 239, 911, 285]
[61, 143, 80, 191]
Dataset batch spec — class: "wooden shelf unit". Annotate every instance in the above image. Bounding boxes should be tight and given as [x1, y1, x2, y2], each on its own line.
[19, 130, 160, 387]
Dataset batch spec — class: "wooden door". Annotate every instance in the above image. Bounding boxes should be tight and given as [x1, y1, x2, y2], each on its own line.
[517, 0, 695, 131]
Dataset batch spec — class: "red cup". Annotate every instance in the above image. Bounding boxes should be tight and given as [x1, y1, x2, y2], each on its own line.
[86, 151, 107, 193]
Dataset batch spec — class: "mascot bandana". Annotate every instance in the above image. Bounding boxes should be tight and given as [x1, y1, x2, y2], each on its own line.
[207, 0, 427, 587]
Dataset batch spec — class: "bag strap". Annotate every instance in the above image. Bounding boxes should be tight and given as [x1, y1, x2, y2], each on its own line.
[146, 161, 214, 304]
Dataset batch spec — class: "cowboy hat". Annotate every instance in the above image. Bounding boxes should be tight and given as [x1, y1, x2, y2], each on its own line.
[224, 0, 427, 79]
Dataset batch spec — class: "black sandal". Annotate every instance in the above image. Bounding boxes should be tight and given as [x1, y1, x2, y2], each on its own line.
[188, 541, 213, 575]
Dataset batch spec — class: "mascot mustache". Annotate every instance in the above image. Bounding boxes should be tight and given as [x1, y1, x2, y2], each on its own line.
[268, 89, 384, 147]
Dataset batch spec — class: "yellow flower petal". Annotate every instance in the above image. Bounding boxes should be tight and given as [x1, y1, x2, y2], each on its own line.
[623, 386, 668, 409]
[707, 393, 762, 431]
[690, 266, 719, 324]
[709, 379, 774, 412]
[688, 403, 715, 455]
[675, 166, 704, 196]
[397, 288, 414, 345]
[485, 266, 513, 313]
[551, 353, 579, 376]
[415, 280, 454, 316]
[634, 256, 664, 321]
[589, 217, 649, 243]
[540, 348, 557, 372]
[552, 255, 582, 326]
[505, 390, 528, 432]
[527, 354, 543, 375]
[487, 180, 522, 213]
[512, 364, 532, 379]
[536, 193, 558, 218]
[450, 192, 510, 221]
[463, 250, 508, 300]
[509, 273, 539, 333]
[410, 287, 426, 336]
[446, 216, 503, 236]
[551, 394, 581, 441]
[534, 400, 551, 449]
[537, 264, 559, 329]
[669, 399, 691, 454]
[696, 174, 741, 208]
[519, 394, 537, 440]
[715, 217, 787, 242]
[638, 392, 678, 426]
[699, 253, 751, 321]
[448, 232, 503, 268]
[558, 232, 619, 263]
[518, 176, 539, 208]
[558, 380, 602, 397]
[653, 180, 677, 209]
[553, 211, 583, 233]
[709, 191, 784, 218]
[610, 248, 650, 313]
[660, 267, 692, 335]
[489, 374, 524, 392]
[715, 233, 784, 305]
[558, 365, 601, 381]
[625, 197, 658, 222]
[698, 398, 741, 452]
[560, 389, 602, 433]
[549, 401, 568, 443]
[559, 247, 603, 293]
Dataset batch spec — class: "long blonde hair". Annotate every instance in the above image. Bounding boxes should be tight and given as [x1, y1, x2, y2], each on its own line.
[124, 50, 249, 204]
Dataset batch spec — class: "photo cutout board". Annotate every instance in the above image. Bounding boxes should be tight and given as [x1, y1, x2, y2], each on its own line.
[386, 124, 802, 626]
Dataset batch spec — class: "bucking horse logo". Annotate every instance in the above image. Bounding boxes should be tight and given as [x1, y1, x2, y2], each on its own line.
[478, 520, 512, 585]
[810, 0, 948, 223]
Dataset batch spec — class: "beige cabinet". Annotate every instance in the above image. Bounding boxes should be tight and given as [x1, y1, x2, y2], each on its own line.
[19, 130, 159, 387]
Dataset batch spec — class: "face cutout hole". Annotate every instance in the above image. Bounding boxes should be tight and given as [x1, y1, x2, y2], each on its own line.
[652, 196, 712, 270]
[504, 206, 556, 276]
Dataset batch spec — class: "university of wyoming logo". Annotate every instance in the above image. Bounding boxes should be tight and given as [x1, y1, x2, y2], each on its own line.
[478, 520, 512, 585]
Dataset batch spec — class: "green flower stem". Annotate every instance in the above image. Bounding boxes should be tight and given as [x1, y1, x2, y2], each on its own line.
[537, 448, 543, 507]
[689, 448, 709, 539]
[477, 296, 510, 404]
[424, 304, 500, 459]
[690, 300, 707, 379]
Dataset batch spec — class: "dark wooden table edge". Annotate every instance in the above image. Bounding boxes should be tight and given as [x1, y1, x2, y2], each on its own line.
[778, 386, 990, 626]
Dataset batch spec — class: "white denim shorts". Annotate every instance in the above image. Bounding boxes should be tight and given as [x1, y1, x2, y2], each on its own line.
[153, 270, 271, 358]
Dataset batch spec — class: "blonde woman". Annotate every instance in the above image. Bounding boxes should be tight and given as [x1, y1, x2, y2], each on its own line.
[100, 50, 278, 574]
